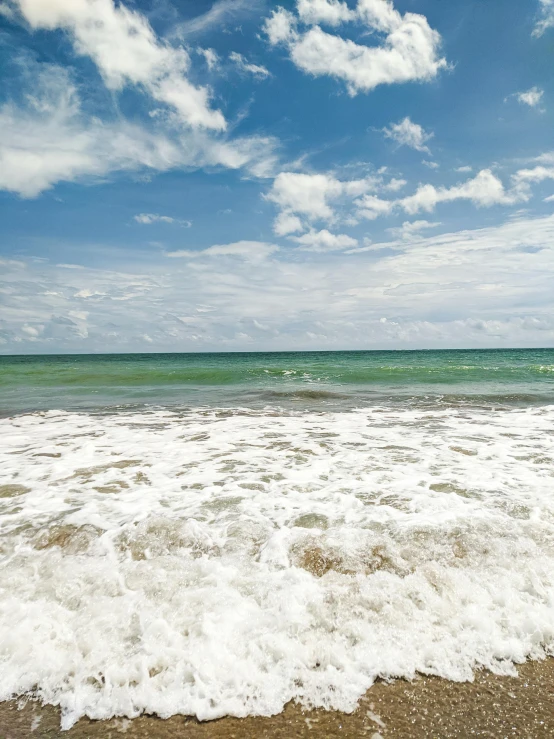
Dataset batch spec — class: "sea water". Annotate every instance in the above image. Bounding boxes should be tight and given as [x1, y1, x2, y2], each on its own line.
[0, 349, 553, 728]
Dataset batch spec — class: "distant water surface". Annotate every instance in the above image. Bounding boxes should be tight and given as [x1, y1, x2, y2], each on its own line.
[1, 348, 553, 413]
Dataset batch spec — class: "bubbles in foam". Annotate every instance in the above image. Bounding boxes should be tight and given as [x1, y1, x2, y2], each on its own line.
[0, 405, 554, 728]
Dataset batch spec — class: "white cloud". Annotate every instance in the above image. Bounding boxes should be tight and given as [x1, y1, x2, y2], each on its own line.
[399, 169, 521, 215]
[197, 47, 219, 71]
[545, 194, 554, 202]
[2, 214, 554, 351]
[296, 0, 354, 26]
[290, 228, 358, 251]
[171, 0, 261, 40]
[455, 166, 472, 173]
[264, 7, 297, 45]
[383, 117, 433, 153]
[266, 166, 532, 233]
[264, 0, 447, 95]
[229, 52, 271, 79]
[354, 194, 394, 220]
[388, 219, 441, 239]
[273, 212, 305, 236]
[0, 63, 278, 197]
[384, 178, 407, 192]
[536, 151, 554, 165]
[266, 171, 344, 221]
[514, 86, 544, 108]
[134, 213, 192, 227]
[0, 66, 177, 197]
[10, 0, 226, 131]
[533, 0, 554, 36]
[512, 165, 554, 185]
[166, 241, 279, 260]
[422, 160, 439, 170]
[266, 171, 385, 233]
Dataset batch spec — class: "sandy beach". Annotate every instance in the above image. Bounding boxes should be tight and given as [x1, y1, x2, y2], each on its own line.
[1, 659, 553, 738]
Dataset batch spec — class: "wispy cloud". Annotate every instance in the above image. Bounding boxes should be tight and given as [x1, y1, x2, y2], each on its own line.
[171, 0, 264, 39]
[166, 240, 278, 260]
[0, 61, 279, 197]
[8, 0, 226, 131]
[387, 220, 441, 240]
[533, 0, 554, 36]
[134, 213, 192, 227]
[229, 52, 271, 79]
[197, 48, 220, 71]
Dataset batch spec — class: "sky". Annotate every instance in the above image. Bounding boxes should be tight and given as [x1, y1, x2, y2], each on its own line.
[1, 0, 554, 353]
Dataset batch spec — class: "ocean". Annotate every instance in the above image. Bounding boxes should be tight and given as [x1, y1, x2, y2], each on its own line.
[0, 349, 553, 729]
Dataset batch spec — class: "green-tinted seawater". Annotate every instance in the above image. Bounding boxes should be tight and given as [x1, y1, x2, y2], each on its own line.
[1, 349, 553, 413]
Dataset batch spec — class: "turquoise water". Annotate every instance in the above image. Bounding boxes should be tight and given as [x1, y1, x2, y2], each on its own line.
[1, 348, 553, 412]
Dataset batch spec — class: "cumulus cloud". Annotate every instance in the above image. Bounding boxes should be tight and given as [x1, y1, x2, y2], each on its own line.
[289, 228, 358, 251]
[354, 194, 394, 220]
[266, 166, 534, 234]
[384, 177, 407, 192]
[533, 0, 554, 36]
[296, 0, 354, 25]
[134, 213, 192, 227]
[508, 86, 545, 109]
[264, 0, 447, 95]
[383, 117, 433, 153]
[399, 169, 521, 214]
[229, 52, 271, 79]
[9, 0, 225, 130]
[266, 171, 344, 221]
[273, 211, 305, 236]
[517, 87, 544, 107]
[265, 171, 386, 232]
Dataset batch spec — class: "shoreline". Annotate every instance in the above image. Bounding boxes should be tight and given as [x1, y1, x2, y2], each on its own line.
[1, 659, 553, 738]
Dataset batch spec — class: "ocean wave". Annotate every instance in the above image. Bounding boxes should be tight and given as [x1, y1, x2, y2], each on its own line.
[1, 405, 554, 728]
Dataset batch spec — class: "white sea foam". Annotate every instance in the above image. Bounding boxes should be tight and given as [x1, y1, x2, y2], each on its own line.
[1, 405, 554, 728]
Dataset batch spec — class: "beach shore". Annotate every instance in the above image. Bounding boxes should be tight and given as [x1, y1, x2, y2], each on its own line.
[2, 658, 553, 738]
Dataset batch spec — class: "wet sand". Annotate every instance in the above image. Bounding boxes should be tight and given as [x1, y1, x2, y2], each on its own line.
[1, 659, 553, 738]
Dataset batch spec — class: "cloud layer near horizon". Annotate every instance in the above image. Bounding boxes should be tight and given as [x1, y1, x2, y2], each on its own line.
[2, 214, 554, 352]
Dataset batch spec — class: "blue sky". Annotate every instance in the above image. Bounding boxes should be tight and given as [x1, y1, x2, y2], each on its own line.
[1, 0, 554, 352]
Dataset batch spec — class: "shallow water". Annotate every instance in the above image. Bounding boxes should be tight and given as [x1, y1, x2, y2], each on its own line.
[0, 350, 553, 728]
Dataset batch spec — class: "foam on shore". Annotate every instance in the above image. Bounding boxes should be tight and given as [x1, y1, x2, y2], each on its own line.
[1, 405, 554, 728]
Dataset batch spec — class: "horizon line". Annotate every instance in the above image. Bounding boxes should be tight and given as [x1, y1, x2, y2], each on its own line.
[1, 346, 553, 359]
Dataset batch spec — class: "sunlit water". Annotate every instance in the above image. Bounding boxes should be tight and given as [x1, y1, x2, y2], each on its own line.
[0, 350, 553, 728]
